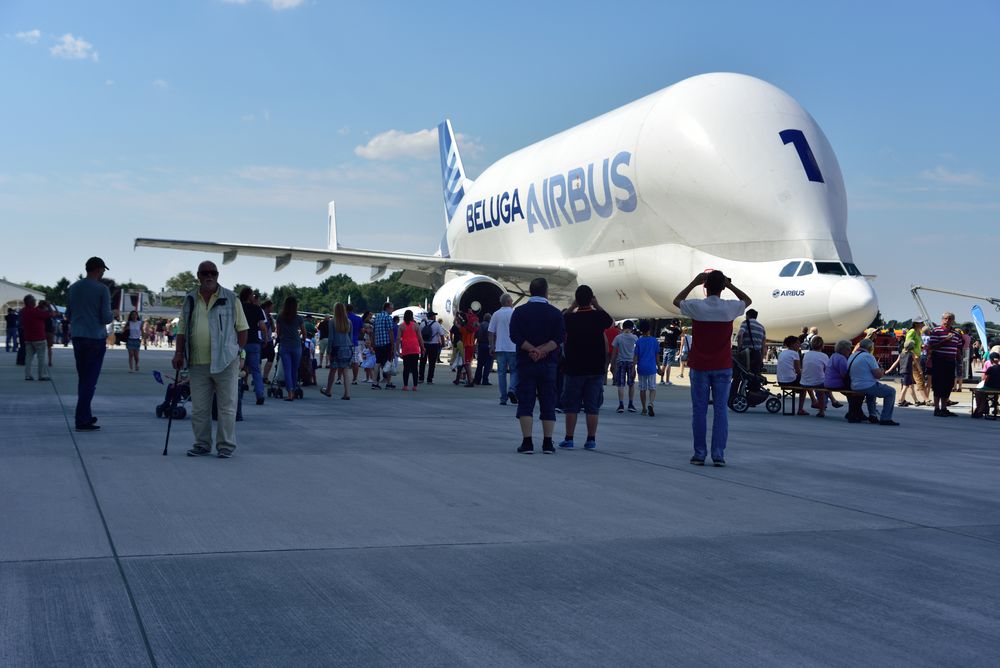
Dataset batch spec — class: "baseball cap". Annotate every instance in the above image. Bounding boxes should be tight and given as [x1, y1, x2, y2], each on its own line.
[85, 256, 109, 271]
[912, 316, 925, 323]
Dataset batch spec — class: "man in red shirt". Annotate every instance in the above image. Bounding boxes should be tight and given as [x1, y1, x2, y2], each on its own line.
[673, 271, 751, 466]
[603, 323, 621, 385]
[20, 295, 53, 381]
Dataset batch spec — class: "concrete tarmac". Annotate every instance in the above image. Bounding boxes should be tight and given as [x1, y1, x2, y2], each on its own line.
[2, 347, 998, 667]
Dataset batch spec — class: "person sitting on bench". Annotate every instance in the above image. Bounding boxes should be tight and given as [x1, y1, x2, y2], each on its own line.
[777, 335, 808, 415]
[846, 338, 899, 426]
[972, 352, 1000, 418]
[801, 335, 831, 417]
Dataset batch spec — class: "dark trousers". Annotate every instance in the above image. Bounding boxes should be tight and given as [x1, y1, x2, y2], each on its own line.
[72, 337, 107, 428]
[402, 354, 419, 386]
[515, 362, 558, 421]
[5, 330, 17, 352]
[473, 347, 492, 384]
[419, 344, 441, 382]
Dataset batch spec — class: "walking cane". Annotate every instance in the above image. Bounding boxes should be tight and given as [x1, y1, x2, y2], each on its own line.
[163, 365, 181, 456]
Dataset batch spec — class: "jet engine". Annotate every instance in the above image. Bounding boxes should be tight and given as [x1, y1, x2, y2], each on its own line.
[431, 274, 505, 329]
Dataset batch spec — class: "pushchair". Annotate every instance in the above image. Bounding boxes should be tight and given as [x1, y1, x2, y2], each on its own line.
[728, 350, 781, 414]
[154, 370, 190, 419]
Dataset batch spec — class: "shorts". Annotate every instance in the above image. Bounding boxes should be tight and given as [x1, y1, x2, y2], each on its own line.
[661, 348, 677, 366]
[126, 338, 140, 351]
[638, 374, 657, 391]
[332, 345, 352, 369]
[562, 374, 604, 415]
[614, 361, 635, 387]
[353, 344, 363, 364]
[901, 369, 915, 386]
[262, 341, 275, 362]
[318, 338, 329, 355]
[375, 345, 391, 366]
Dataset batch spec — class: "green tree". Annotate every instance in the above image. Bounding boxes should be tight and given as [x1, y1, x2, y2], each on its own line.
[164, 271, 199, 293]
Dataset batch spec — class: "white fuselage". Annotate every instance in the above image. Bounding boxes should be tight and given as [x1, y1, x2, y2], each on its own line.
[443, 73, 877, 340]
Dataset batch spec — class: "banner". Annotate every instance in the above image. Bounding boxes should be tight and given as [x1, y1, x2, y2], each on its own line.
[971, 305, 989, 360]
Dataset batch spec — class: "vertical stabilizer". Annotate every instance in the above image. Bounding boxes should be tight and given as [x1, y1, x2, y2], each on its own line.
[438, 120, 472, 226]
[327, 201, 338, 250]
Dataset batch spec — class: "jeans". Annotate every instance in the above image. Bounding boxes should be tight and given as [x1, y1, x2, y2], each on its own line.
[495, 351, 518, 401]
[5, 330, 17, 352]
[419, 343, 441, 382]
[24, 340, 48, 379]
[862, 382, 895, 421]
[516, 361, 557, 421]
[690, 368, 733, 462]
[473, 347, 492, 384]
[280, 344, 302, 391]
[244, 342, 265, 399]
[72, 337, 107, 427]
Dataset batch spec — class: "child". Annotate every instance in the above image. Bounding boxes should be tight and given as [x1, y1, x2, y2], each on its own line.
[611, 320, 639, 413]
[777, 335, 808, 415]
[885, 340, 918, 407]
[634, 321, 659, 416]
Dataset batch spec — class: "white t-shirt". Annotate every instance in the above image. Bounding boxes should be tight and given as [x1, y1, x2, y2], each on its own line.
[776, 349, 801, 383]
[800, 350, 828, 387]
[488, 306, 516, 352]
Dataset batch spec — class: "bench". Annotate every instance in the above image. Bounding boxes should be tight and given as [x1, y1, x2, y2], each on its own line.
[779, 385, 868, 420]
[972, 388, 1000, 420]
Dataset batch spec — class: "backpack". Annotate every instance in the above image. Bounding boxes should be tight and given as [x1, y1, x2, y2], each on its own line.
[422, 320, 436, 342]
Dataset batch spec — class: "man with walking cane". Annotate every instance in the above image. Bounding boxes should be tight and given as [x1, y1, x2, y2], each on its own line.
[172, 261, 248, 459]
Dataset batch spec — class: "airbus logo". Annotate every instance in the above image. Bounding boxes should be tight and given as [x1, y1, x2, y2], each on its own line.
[773, 289, 806, 298]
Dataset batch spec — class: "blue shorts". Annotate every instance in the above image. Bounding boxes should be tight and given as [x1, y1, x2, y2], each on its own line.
[662, 348, 677, 366]
[614, 361, 635, 387]
[126, 338, 140, 351]
[562, 374, 604, 415]
[516, 362, 557, 421]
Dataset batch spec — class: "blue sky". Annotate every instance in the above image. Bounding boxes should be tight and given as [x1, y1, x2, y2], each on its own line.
[2, 0, 998, 319]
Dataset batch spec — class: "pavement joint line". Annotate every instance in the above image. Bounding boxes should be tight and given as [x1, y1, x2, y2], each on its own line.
[587, 447, 988, 539]
[47, 377, 160, 668]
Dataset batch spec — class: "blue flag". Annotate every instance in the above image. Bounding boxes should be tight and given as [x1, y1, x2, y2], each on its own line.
[153, 370, 164, 385]
[971, 306, 989, 360]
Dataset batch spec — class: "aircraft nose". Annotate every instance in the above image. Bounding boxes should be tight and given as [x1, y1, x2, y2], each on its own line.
[827, 278, 879, 338]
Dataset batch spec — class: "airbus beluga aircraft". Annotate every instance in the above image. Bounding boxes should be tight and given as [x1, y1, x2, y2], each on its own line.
[136, 72, 878, 339]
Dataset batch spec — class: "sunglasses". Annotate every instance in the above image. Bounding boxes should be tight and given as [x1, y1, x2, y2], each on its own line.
[198, 270, 219, 277]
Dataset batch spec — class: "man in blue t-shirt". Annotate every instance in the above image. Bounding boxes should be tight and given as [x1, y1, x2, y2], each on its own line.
[634, 321, 660, 416]
[66, 256, 115, 431]
[847, 338, 899, 426]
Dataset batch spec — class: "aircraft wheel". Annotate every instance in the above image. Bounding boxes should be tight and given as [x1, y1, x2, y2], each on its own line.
[765, 397, 782, 414]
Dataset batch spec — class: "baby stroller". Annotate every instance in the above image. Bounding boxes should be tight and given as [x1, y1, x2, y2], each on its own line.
[154, 370, 190, 419]
[728, 350, 781, 414]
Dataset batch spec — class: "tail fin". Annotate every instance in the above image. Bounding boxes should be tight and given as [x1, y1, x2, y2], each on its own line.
[438, 119, 472, 225]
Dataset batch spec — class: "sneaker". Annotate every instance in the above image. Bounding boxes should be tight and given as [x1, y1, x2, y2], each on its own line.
[386, 383, 397, 389]
[75, 423, 100, 432]
[689, 456, 705, 466]
[517, 443, 534, 455]
[500, 400, 507, 406]
[425, 380, 433, 385]
[641, 408, 647, 415]
[867, 415, 879, 424]
[558, 438, 574, 449]
[627, 404, 638, 413]
[542, 440, 555, 454]
[554, 407, 564, 414]
[402, 386, 410, 391]
[482, 382, 492, 386]
[659, 380, 666, 385]
[664, 381, 672, 386]
[217, 449, 233, 458]
[617, 404, 625, 414]
[712, 459, 726, 467]
[371, 384, 381, 390]
[24, 376, 34, 381]
[186, 446, 211, 457]
[584, 439, 597, 450]
[256, 397, 265, 405]
[508, 391, 518, 405]
[879, 420, 900, 426]
[647, 405, 655, 417]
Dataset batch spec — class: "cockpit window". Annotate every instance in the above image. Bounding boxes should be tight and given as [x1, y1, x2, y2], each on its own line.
[844, 263, 862, 277]
[816, 262, 846, 276]
[779, 261, 800, 277]
[797, 261, 814, 276]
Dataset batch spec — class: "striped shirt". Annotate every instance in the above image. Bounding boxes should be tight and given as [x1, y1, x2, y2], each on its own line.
[736, 319, 766, 350]
[372, 311, 394, 347]
[928, 325, 962, 359]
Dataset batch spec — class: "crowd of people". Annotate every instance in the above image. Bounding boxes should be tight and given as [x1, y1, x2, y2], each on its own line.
[9, 258, 1000, 463]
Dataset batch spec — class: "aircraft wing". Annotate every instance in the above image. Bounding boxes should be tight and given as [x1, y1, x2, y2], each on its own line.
[134, 238, 577, 287]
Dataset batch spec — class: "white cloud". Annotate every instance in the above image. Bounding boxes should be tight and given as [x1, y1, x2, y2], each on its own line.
[15, 29, 41, 45]
[268, 0, 306, 9]
[918, 166, 986, 187]
[105, 79, 115, 86]
[355, 128, 483, 161]
[50, 33, 98, 62]
[153, 79, 169, 89]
